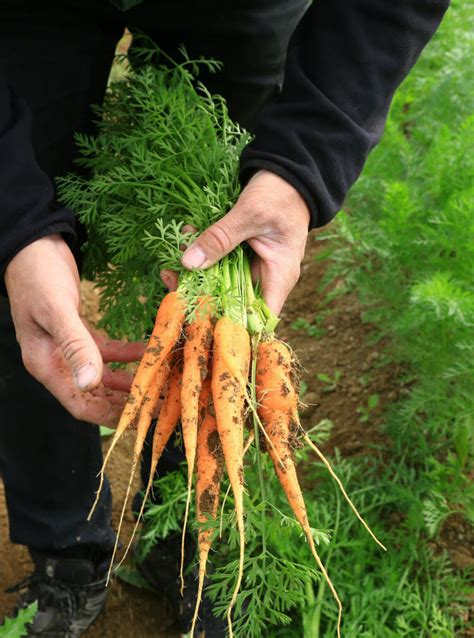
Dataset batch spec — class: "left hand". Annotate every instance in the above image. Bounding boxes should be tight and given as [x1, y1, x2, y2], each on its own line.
[5, 234, 145, 427]
[161, 169, 311, 315]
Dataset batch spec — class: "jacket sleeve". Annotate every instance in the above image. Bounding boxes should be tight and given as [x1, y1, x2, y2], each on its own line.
[0, 72, 75, 288]
[240, 0, 450, 228]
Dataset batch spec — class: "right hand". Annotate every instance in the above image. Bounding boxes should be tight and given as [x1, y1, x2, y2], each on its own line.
[4, 234, 145, 427]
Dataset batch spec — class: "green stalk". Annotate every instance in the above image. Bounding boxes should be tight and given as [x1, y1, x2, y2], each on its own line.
[243, 253, 265, 335]
[222, 251, 247, 327]
[242, 252, 280, 335]
[261, 301, 280, 335]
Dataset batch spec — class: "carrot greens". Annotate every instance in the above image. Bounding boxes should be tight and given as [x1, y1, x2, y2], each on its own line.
[59, 48, 251, 339]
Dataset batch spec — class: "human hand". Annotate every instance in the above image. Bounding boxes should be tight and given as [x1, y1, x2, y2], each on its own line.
[162, 170, 310, 315]
[4, 235, 145, 427]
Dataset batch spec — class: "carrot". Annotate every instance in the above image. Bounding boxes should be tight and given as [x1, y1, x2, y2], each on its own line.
[256, 338, 343, 637]
[211, 316, 250, 637]
[106, 351, 176, 584]
[180, 297, 213, 592]
[219, 430, 255, 541]
[116, 356, 183, 570]
[88, 290, 185, 520]
[190, 378, 223, 636]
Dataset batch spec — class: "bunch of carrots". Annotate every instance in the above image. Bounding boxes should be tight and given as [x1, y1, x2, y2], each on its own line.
[87, 248, 385, 638]
[58, 48, 386, 637]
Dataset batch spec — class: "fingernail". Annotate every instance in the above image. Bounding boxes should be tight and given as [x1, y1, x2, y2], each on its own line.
[75, 362, 98, 390]
[182, 245, 206, 269]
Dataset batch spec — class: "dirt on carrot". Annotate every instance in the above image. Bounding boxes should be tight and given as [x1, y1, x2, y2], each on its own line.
[211, 316, 250, 637]
[180, 298, 213, 590]
[191, 379, 224, 635]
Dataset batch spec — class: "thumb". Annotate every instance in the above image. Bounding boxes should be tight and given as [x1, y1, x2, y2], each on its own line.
[47, 311, 104, 391]
[181, 208, 251, 270]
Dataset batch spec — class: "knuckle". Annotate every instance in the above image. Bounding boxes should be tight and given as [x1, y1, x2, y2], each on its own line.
[203, 223, 235, 255]
[35, 298, 59, 327]
[59, 336, 89, 365]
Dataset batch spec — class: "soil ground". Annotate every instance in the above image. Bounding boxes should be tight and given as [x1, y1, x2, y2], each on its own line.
[1, 233, 472, 636]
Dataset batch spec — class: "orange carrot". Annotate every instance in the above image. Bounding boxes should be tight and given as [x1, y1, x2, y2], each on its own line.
[211, 316, 250, 637]
[190, 379, 223, 636]
[106, 352, 176, 583]
[219, 429, 255, 540]
[116, 357, 183, 569]
[256, 336, 386, 538]
[180, 297, 213, 591]
[256, 338, 343, 638]
[88, 290, 185, 519]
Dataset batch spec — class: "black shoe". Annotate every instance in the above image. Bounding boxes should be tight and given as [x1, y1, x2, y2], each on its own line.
[135, 534, 227, 638]
[6, 549, 109, 637]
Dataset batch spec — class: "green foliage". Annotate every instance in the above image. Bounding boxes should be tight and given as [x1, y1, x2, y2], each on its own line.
[291, 316, 326, 339]
[327, 0, 474, 476]
[139, 438, 470, 637]
[356, 393, 380, 423]
[58, 45, 251, 339]
[115, 564, 157, 593]
[314, 2, 474, 635]
[316, 370, 342, 392]
[137, 467, 190, 560]
[0, 603, 37, 638]
[99, 425, 115, 437]
[299, 379, 308, 398]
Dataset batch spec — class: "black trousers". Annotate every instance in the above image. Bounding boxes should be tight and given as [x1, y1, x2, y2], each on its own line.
[0, 0, 306, 553]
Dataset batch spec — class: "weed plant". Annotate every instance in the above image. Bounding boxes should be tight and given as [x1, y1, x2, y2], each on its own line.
[326, 0, 474, 509]
[0, 603, 37, 638]
[312, 1, 473, 635]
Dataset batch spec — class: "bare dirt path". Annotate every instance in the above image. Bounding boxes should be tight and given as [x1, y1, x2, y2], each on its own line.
[0, 233, 404, 637]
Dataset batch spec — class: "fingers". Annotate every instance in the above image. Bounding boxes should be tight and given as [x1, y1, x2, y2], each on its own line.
[103, 405, 126, 428]
[101, 366, 136, 392]
[39, 309, 104, 392]
[74, 393, 124, 428]
[181, 207, 254, 270]
[179, 170, 309, 318]
[251, 256, 301, 316]
[82, 397, 124, 428]
[3, 235, 140, 424]
[24, 343, 125, 427]
[160, 269, 179, 291]
[92, 331, 145, 364]
[91, 385, 129, 407]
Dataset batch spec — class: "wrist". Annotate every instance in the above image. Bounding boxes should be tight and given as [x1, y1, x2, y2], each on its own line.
[5, 234, 69, 285]
[5, 234, 80, 316]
